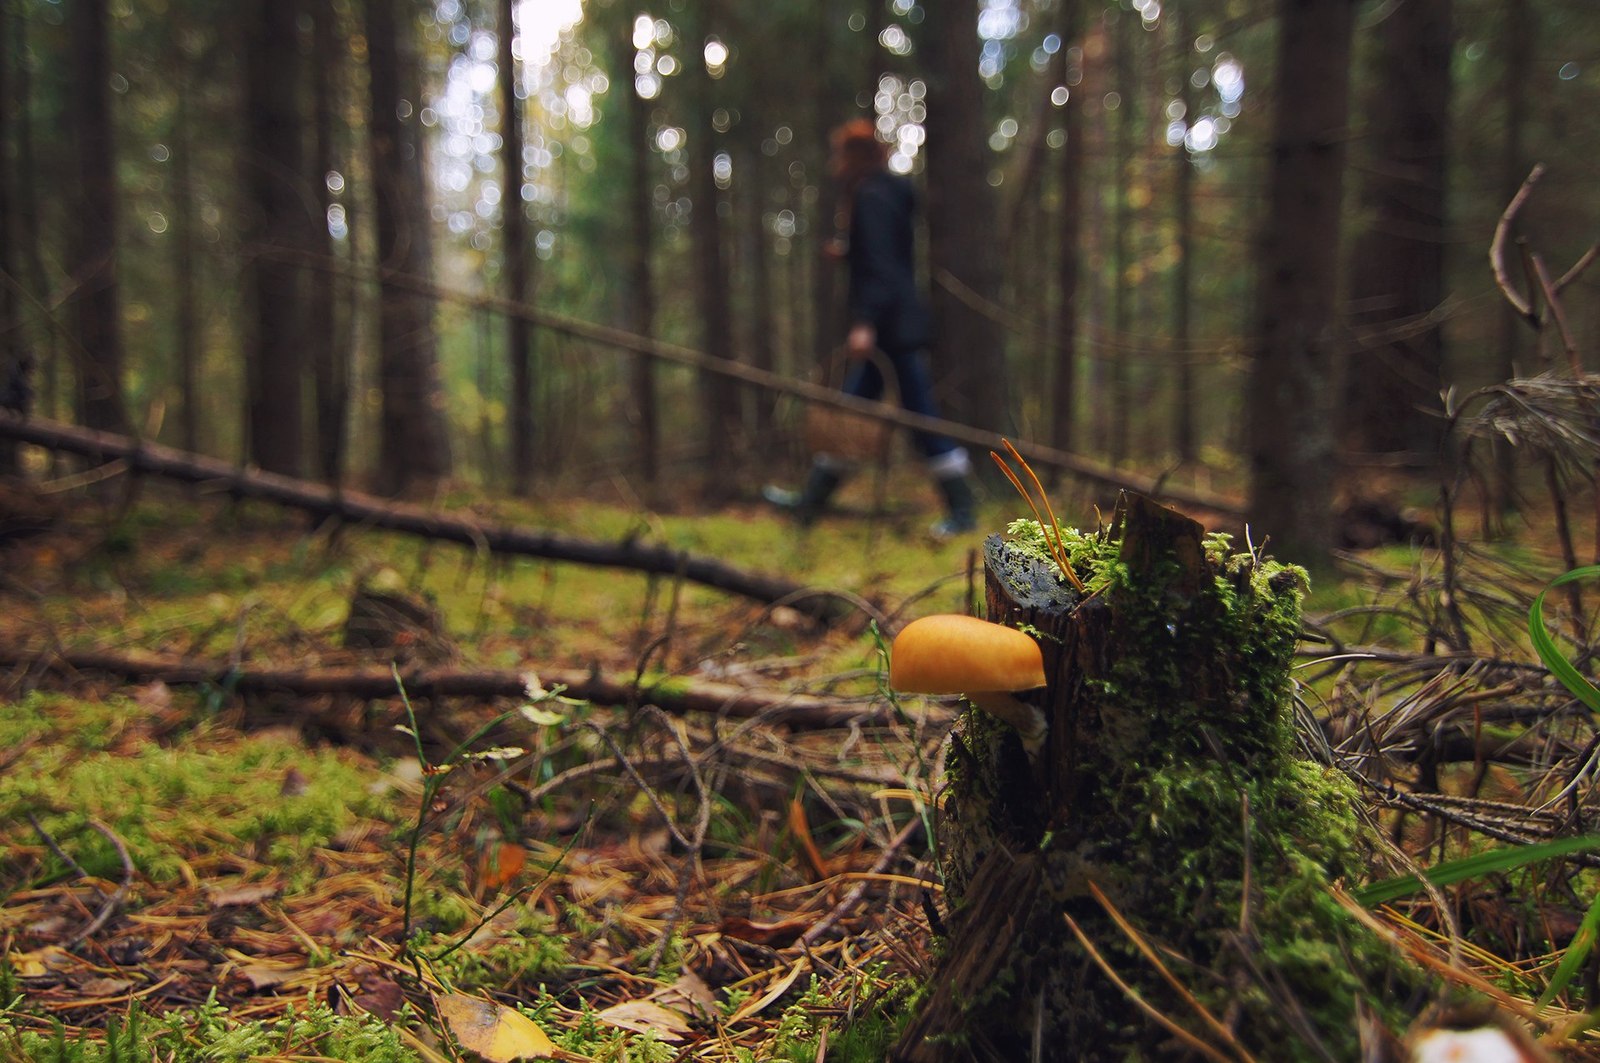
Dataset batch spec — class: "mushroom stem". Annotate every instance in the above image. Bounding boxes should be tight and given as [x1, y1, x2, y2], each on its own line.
[968, 692, 1048, 758]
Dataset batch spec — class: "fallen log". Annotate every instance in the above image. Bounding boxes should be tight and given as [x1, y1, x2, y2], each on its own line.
[0, 643, 922, 730]
[0, 411, 854, 625]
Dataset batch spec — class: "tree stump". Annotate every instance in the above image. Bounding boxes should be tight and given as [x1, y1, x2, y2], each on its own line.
[894, 493, 1424, 1061]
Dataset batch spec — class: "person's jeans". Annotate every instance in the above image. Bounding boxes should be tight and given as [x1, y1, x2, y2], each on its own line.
[841, 347, 960, 461]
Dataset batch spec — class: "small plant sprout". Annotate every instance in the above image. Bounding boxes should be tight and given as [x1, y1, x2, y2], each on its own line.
[990, 439, 1086, 593]
[890, 613, 1049, 756]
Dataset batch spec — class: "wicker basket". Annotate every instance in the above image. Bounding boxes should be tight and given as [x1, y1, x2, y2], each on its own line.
[802, 350, 897, 464]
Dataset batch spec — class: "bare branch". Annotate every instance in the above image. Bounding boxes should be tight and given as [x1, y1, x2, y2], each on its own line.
[1490, 163, 1545, 325]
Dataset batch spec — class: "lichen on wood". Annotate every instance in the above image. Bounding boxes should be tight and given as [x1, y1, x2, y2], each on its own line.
[897, 493, 1427, 1061]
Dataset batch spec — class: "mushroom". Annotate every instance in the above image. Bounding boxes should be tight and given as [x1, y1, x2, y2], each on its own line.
[890, 614, 1049, 756]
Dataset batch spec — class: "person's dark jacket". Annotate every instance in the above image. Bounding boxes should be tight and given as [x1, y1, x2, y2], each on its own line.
[847, 171, 933, 353]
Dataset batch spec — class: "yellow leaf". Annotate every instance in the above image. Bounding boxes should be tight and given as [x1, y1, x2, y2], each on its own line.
[9, 947, 75, 978]
[595, 999, 691, 1042]
[435, 992, 556, 1062]
[726, 960, 806, 1023]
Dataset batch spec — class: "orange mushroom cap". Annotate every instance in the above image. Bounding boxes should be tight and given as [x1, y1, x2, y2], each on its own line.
[889, 614, 1046, 696]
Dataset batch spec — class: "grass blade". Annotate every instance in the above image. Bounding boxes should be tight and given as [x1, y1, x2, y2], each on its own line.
[1536, 885, 1600, 1011]
[1529, 564, 1600, 714]
[1353, 835, 1600, 908]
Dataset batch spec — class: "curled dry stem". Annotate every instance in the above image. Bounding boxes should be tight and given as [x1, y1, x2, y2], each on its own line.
[991, 438, 1086, 593]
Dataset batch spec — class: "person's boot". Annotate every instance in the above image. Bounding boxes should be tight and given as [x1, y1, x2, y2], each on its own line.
[762, 464, 843, 526]
[929, 473, 978, 539]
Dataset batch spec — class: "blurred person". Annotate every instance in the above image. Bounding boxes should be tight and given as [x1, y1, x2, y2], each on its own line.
[763, 119, 977, 538]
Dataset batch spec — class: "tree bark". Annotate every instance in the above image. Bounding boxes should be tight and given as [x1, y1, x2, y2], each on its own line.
[1492, 0, 1533, 514]
[740, 135, 778, 460]
[241, 0, 308, 477]
[66, 0, 129, 438]
[310, 3, 350, 485]
[499, 0, 535, 496]
[1051, 2, 1084, 465]
[170, 86, 202, 463]
[1245, 0, 1358, 570]
[1343, 0, 1453, 460]
[11, 10, 56, 432]
[1106, 7, 1133, 465]
[686, 2, 740, 500]
[894, 494, 1421, 1059]
[1171, 9, 1197, 465]
[614, 9, 659, 487]
[0, 0, 24, 475]
[921, 0, 1006, 435]
[365, 0, 452, 496]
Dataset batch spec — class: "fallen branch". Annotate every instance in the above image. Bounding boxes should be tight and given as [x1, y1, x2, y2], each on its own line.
[0, 643, 923, 730]
[27, 813, 135, 948]
[262, 247, 1246, 516]
[0, 411, 856, 625]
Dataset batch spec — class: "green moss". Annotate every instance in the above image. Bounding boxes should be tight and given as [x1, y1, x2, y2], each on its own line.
[0, 998, 420, 1063]
[0, 698, 400, 883]
[930, 509, 1427, 1058]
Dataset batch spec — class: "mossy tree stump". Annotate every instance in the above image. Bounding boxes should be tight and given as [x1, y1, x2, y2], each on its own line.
[894, 494, 1423, 1061]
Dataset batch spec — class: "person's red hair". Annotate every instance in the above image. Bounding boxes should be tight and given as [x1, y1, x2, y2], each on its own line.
[829, 119, 887, 184]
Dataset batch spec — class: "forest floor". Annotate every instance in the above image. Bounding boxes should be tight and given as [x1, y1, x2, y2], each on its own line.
[2, 463, 1599, 1061]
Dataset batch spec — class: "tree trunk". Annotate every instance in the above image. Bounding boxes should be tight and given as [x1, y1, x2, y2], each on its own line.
[240, 0, 308, 477]
[1106, 7, 1133, 465]
[1245, 0, 1357, 571]
[1492, 0, 1533, 515]
[365, 0, 452, 496]
[687, 2, 739, 499]
[66, 0, 129, 438]
[499, 0, 535, 496]
[1171, 10, 1197, 465]
[921, 0, 1006, 435]
[0, 0, 24, 474]
[894, 495, 1422, 1060]
[615, 11, 660, 487]
[614, 10, 659, 488]
[310, 3, 350, 485]
[1343, 0, 1453, 460]
[172, 89, 201, 461]
[804, 0, 848, 376]
[741, 137, 778, 460]
[1051, 3, 1084, 465]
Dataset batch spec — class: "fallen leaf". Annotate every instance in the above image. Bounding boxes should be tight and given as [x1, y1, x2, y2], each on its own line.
[651, 970, 717, 1021]
[235, 964, 299, 991]
[726, 960, 806, 1023]
[719, 915, 810, 948]
[9, 946, 76, 978]
[477, 842, 526, 893]
[435, 992, 556, 1062]
[208, 882, 279, 909]
[595, 999, 691, 1042]
[75, 976, 134, 996]
[350, 980, 407, 1021]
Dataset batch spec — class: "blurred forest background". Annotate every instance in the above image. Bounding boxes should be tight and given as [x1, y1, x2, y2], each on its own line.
[1, 0, 1598, 566]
